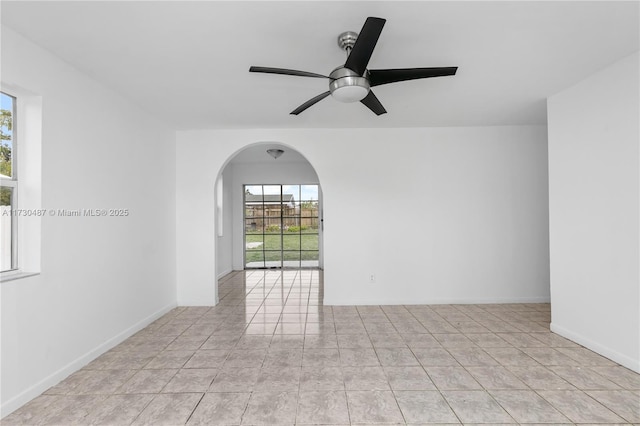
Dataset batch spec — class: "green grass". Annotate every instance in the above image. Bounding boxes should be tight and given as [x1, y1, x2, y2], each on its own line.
[245, 232, 319, 263]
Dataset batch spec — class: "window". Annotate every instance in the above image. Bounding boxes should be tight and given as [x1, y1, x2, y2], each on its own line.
[1, 92, 16, 272]
[244, 184, 319, 269]
[0, 86, 42, 280]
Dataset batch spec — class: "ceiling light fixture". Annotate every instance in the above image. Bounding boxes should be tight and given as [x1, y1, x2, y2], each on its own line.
[329, 67, 370, 102]
[267, 148, 284, 159]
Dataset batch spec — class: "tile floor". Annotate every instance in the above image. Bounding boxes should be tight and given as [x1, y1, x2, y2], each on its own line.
[4, 270, 640, 425]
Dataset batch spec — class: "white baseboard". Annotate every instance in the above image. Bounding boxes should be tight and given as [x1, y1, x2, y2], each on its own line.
[216, 268, 233, 280]
[551, 322, 640, 373]
[0, 302, 177, 418]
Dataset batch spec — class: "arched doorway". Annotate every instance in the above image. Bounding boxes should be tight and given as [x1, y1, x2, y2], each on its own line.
[214, 142, 323, 292]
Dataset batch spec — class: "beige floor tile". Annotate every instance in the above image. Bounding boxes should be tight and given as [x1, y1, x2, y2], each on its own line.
[304, 322, 337, 335]
[521, 347, 581, 366]
[201, 335, 240, 350]
[84, 394, 154, 425]
[538, 390, 626, 423]
[363, 322, 397, 334]
[339, 347, 380, 366]
[1, 395, 61, 425]
[269, 334, 304, 349]
[335, 322, 367, 335]
[490, 390, 570, 423]
[549, 366, 622, 390]
[342, 366, 390, 391]
[162, 368, 217, 393]
[242, 391, 298, 425]
[346, 391, 404, 424]
[255, 366, 301, 391]
[208, 367, 260, 392]
[274, 322, 306, 335]
[119, 369, 177, 394]
[393, 321, 428, 334]
[263, 348, 303, 367]
[497, 332, 547, 347]
[296, 391, 350, 424]
[67, 369, 137, 395]
[477, 320, 521, 333]
[591, 366, 640, 389]
[450, 321, 490, 333]
[244, 323, 277, 335]
[394, 390, 459, 423]
[384, 366, 437, 390]
[304, 334, 339, 349]
[375, 347, 420, 366]
[400, 333, 442, 348]
[368, 333, 408, 348]
[33, 395, 107, 426]
[465, 332, 509, 347]
[442, 390, 514, 423]
[556, 346, 619, 366]
[482, 346, 538, 366]
[186, 392, 250, 425]
[302, 348, 341, 366]
[466, 366, 528, 389]
[528, 332, 581, 347]
[412, 347, 460, 367]
[586, 390, 640, 422]
[433, 333, 477, 348]
[184, 349, 229, 369]
[425, 366, 482, 390]
[507, 365, 575, 390]
[447, 347, 499, 366]
[300, 366, 344, 390]
[235, 335, 272, 349]
[165, 336, 208, 351]
[223, 349, 267, 368]
[131, 393, 202, 426]
[336, 334, 372, 348]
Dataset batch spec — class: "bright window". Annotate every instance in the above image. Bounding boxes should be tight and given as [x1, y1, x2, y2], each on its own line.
[244, 184, 319, 269]
[1, 92, 17, 272]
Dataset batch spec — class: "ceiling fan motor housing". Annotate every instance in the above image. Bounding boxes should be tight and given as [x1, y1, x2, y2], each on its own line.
[329, 67, 370, 102]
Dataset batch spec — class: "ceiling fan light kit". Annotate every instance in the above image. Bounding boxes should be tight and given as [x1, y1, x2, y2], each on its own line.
[250, 17, 458, 116]
[329, 67, 370, 103]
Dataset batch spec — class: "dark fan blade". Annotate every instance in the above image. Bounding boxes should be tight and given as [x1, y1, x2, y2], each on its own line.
[368, 67, 458, 87]
[290, 91, 331, 115]
[249, 66, 329, 79]
[360, 90, 387, 115]
[344, 17, 386, 76]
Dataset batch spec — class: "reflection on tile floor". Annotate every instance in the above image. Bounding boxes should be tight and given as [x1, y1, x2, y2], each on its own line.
[4, 270, 640, 425]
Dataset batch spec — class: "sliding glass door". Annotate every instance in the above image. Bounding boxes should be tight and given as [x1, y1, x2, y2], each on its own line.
[244, 184, 319, 269]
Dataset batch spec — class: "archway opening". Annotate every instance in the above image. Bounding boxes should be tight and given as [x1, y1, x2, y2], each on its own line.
[214, 142, 323, 301]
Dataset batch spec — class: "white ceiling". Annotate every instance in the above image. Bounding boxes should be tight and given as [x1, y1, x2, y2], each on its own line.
[2, 1, 638, 129]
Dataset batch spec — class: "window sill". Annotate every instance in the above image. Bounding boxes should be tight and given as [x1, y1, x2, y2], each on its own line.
[1, 271, 40, 282]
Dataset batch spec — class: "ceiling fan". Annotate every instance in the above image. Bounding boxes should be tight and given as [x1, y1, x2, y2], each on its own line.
[249, 17, 458, 116]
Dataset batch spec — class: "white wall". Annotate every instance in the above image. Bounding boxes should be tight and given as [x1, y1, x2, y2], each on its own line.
[1, 29, 177, 415]
[215, 166, 234, 282]
[229, 158, 320, 270]
[548, 52, 640, 372]
[176, 126, 549, 306]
